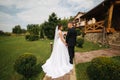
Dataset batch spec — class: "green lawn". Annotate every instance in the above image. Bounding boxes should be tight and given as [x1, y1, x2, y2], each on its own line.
[0, 36, 52, 80]
[0, 36, 107, 80]
[76, 62, 90, 80]
[75, 40, 106, 52]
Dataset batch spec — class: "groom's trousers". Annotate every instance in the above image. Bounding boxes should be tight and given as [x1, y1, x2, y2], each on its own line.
[68, 46, 75, 64]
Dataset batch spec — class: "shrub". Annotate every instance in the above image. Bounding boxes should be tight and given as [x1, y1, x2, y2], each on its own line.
[14, 53, 41, 79]
[29, 35, 39, 41]
[40, 27, 44, 39]
[76, 37, 84, 48]
[0, 30, 11, 36]
[76, 28, 81, 36]
[87, 57, 120, 80]
[25, 35, 39, 41]
[25, 35, 30, 40]
[4, 32, 11, 36]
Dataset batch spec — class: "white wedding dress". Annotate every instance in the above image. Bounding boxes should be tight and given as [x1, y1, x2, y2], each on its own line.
[42, 26, 73, 78]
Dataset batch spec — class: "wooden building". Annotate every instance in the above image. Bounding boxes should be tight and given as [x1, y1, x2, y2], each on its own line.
[75, 0, 120, 47]
[73, 12, 85, 27]
[80, 0, 120, 33]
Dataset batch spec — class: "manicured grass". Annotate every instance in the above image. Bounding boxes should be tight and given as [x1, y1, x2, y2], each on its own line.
[75, 40, 107, 52]
[0, 36, 52, 80]
[0, 36, 108, 80]
[76, 62, 90, 80]
[76, 56, 120, 80]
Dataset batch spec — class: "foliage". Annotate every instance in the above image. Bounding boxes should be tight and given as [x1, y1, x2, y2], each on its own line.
[0, 30, 11, 36]
[12, 25, 20, 34]
[60, 18, 69, 31]
[76, 62, 90, 80]
[25, 35, 30, 40]
[12, 25, 22, 34]
[69, 16, 74, 21]
[43, 12, 60, 39]
[76, 28, 82, 36]
[21, 29, 27, 34]
[14, 53, 42, 79]
[0, 30, 5, 36]
[112, 56, 120, 61]
[27, 24, 40, 35]
[76, 37, 84, 48]
[39, 25, 44, 39]
[87, 57, 120, 80]
[26, 24, 40, 41]
[59, 16, 74, 31]
[76, 56, 120, 80]
[41, 12, 74, 39]
[25, 35, 39, 41]
[4, 32, 11, 36]
[75, 40, 107, 52]
[12, 25, 26, 34]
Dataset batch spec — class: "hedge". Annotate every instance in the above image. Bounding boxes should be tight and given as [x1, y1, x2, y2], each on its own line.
[87, 57, 120, 80]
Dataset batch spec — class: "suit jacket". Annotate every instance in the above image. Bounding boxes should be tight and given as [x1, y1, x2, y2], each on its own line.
[66, 27, 77, 47]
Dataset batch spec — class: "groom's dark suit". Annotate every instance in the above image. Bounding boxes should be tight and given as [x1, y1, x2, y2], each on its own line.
[66, 27, 77, 64]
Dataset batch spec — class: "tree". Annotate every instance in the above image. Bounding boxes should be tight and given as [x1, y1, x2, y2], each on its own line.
[40, 24, 44, 39]
[0, 30, 4, 36]
[26, 24, 40, 41]
[27, 24, 39, 35]
[12, 25, 22, 34]
[21, 29, 27, 34]
[60, 18, 69, 31]
[43, 12, 60, 39]
[69, 16, 74, 21]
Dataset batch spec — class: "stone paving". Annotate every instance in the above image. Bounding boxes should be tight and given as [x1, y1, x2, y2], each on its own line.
[43, 64, 76, 80]
[75, 48, 120, 64]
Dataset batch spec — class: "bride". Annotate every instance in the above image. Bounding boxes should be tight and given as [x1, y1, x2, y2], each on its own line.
[42, 24, 73, 79]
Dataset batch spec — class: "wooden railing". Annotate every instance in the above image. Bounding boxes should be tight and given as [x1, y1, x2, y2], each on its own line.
[85, 21, 105, 33]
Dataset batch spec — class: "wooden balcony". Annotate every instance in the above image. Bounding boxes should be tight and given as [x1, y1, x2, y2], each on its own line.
[84, 21, 104, 33]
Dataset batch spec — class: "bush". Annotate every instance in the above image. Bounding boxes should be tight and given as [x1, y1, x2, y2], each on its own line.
[4, 32, 11, 36]
[14, 53, 41, 79]
[87, 57, 120, 80]
[76, 37, 84, 48]
[76, 28, 81, 36]
[25, 35, 39, 41]
[40, 27, 44, 39]
[0, 30, 11, 36]
[25, 35, 30, 40]
[29, 35, 39, 41]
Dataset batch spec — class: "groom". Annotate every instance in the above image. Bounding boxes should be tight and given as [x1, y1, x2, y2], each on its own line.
[66, 22, 77, 64]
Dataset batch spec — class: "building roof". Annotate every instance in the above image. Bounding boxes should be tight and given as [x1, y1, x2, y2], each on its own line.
[80, 0, 117, 20]
[73, 12, 85, 20]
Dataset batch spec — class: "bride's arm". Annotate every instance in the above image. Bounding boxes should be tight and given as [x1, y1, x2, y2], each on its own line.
[59, 31, 66, 45]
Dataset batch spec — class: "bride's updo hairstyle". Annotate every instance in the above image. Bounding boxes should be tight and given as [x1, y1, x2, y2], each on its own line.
[58, 24, 62, 30]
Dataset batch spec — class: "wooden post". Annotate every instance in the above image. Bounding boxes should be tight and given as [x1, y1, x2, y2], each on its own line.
[84, 19, 87, 33]
[102, 26, 106, 45]
[107, 3, 114, 32]
[50, 42, 53, 52]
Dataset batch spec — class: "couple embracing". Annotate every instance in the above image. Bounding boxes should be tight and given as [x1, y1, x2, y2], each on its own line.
[42, 22, 77, 79]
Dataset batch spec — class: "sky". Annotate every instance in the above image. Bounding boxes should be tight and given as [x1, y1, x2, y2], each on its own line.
[0, 0, 104, 32]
